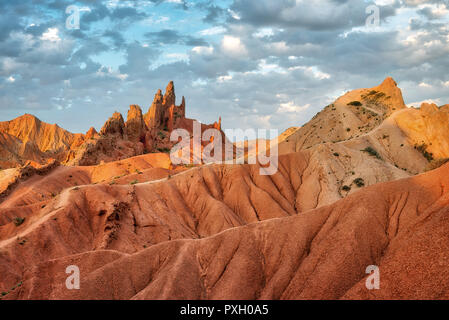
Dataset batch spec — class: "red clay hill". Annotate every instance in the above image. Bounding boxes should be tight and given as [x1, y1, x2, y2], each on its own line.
[1, 78, 449, 300]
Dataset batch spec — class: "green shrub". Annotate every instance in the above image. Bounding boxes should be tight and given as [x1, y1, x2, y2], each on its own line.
[415, 144, 434, 162]
[353, 178, 365, 187]
[13, 217, 25, 227]
[342, 185, 351, 192]
[361, 146, 382, 160]
[348, 101, 362, 106]
[130, 180, 139, 185]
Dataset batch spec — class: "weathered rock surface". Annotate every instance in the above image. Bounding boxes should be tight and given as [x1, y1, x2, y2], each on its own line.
[1, 78, 449, 300]
[1, 160, 449, 300]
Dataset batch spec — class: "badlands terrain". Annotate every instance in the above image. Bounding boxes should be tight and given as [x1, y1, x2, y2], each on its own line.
[1, 78, 449, 300]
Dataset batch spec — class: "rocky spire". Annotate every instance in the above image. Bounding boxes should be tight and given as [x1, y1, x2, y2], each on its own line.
[85, 127, 98, 140]
[179, 96, 186, 118]
[125, 105, 147, 142]
[145, 89, 164, 128]
[163, 81, 176, 108]
[100, 112, 125, 137]
[374, 76, 406, 111]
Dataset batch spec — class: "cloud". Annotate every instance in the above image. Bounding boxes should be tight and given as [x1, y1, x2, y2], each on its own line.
[230, 0, 396, 31]
[1, 0, 449, 135]
[221, 35, 248, 56]
[198, 26, 227, 36]
[145, 29, 208, 46]
[418, 4, 449, 19]
[40, 28, 61, 42]
[277, 101, 311, 113]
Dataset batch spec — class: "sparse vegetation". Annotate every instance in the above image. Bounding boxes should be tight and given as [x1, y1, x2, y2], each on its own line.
[157, 147, 171, 153]
[342, 185, 351, 192]
[425, 158, 449, 172]
[130, 180, 139, 185]
[333, 152, 340, 157]
[353, 178, 365, 187]
[348, 101, 362, 106]
[415, 143, 434, 162]
[361, 146, 382, 160]
[13, 217, 25, 227]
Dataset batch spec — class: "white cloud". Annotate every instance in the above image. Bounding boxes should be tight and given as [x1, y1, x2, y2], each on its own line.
[289, 65, 331, 80]
[228, 9, 241, 20]
[221, 35, 247, 57]
[217, 75, 233, 82]
[41, 28, 61, 42]
[420, 3, 449, 19]
[165, 53, 189, 61]
[270, 41, 289, 53]
[256, 60, 286, 75]
[199, 26, 226, 36]
[407, 98, 441, 108]
[192, 46, 214, 55]
[142, 15, 169, 25]
[96, 66, 128, 80]
[419, 82, 431, 88]
[253, 28, 274, 38]
[277, 101, 311, 113]
[6, 76, 15, 83]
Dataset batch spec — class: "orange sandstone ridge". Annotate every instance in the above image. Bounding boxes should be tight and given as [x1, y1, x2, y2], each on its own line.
[0, 81, 223, 169]
[1, 77, 449, 300]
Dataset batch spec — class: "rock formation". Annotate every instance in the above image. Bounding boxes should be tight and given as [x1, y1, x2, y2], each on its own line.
[0, 82, 223, 168]
[125, 105, 147, 142]
[1, 78, 449, 300]
[99, 112, 125, 137]
[144, 89, 164, 129]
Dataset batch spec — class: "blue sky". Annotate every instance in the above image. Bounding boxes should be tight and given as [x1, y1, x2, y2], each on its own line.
[0, 0, 449, 133]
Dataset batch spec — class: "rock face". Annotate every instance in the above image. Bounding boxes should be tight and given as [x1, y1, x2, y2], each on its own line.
[1, 152, 449, 299]
[99, 112, 125, 137]
[144, 81, 187, 133]
[0, 114, 84, 168]
[0, 81, 222, 168]
[144, 89, 164, 129]
[272, 77, 449, 176]
[1, 77, 449, 300]
[125, 105, 147, 142]
[275, 77, 408, 155]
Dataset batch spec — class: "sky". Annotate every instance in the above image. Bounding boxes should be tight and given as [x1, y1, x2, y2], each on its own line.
[0, 0, 448, 134]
